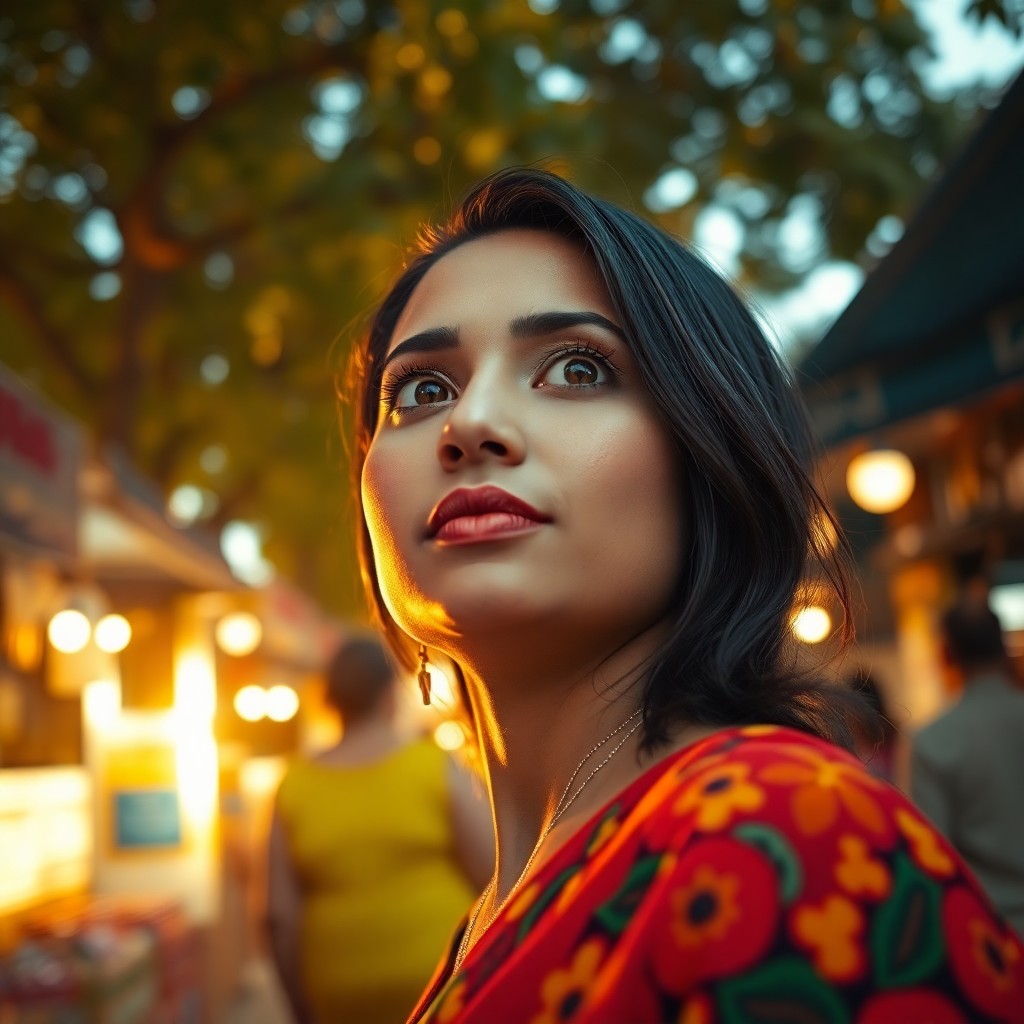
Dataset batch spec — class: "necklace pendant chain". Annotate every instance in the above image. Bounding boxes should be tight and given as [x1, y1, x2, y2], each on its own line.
[452, 708, 643, 974]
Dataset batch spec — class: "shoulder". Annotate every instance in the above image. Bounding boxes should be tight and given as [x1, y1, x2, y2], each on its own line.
[634, 725, 895, 842]
[272, 756, 310, 823]
[616, 727, 1024, 1019]
[911, 700, 965, 764]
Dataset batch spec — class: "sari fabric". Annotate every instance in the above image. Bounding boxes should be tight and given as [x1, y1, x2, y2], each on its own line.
[409, 725, 1024, 1024]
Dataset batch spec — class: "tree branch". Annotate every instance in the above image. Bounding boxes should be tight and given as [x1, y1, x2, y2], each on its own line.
[208, 469, 267, 529]
[120, 42, 367, 272]
[0, 254, 97, 398]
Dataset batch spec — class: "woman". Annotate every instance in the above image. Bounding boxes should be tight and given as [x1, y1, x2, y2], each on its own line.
[349, 169, 1024, 1023]
[267, 635, 493, 1024]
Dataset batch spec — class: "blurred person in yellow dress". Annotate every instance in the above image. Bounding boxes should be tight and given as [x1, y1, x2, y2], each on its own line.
[266, 635, 493, 1024]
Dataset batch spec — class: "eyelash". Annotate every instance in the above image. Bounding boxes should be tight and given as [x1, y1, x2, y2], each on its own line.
[531, 340, 621, 382]
[378, 340, 621, 415]
[377, 361, 446, 411]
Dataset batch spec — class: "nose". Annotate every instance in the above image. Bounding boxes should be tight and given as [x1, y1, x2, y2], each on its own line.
[437, 375, 526, 470]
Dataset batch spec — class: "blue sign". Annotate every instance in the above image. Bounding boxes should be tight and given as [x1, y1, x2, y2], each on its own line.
[114, 789, 182, 849]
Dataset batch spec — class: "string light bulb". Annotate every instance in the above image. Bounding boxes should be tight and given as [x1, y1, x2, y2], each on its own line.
[846, 449, 915, 514]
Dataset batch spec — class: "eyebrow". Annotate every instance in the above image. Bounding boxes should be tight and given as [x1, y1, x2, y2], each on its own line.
[381, 310, 625, 372]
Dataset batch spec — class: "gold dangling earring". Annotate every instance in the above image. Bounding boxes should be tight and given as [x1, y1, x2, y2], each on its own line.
[417, 644, 431, 706]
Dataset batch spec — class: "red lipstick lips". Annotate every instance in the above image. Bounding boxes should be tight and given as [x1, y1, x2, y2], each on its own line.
[426, 486, 551, 543]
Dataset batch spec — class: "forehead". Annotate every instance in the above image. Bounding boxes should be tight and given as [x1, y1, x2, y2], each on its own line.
[388, 229, 618, 352]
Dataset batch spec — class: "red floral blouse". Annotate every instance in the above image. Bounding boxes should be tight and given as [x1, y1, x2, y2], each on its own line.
[408, 725, 1024, 1024]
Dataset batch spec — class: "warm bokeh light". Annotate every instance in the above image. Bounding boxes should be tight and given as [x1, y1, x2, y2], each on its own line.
[175, 651, 217, 724]
[413, 137, 442, 165]
[436, 9, 468, 35]
[265, 684, 299, 723]
[419, 65, 453, 98]
[791, 606, 832, 644]
[94, 613, 132, 653]
[47, 609, 91, 654]
[9, 622, 43, 672]
[433, 720, 465, 751]
[846, 449, 916, 514]
[234, 685, 266, 722]
[215, 611, 263, 656]
[82, 679, 120, 727]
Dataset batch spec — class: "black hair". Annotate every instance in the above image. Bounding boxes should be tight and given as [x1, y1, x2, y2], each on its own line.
[846, 667, 897, 750]
[324, 635, 395, 723]
[942, 600, 1007, 669]
[347, 167, 861, 750]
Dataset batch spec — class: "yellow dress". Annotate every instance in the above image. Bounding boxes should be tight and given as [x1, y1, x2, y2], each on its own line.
[275, 737, 478, 1024]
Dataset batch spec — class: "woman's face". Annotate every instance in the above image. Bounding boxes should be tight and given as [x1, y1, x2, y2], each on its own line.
[361, 229, 684, 652]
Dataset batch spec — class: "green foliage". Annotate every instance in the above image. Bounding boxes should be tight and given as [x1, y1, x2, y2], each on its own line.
[0, 0, 1016, 616]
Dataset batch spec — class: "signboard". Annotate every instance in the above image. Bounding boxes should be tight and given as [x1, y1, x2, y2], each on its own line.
[103, 742, 184, 853]
[114, 789, 182, 848]
[0, 363, 84, 557]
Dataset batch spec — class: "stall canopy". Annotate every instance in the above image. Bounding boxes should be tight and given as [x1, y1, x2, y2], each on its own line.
[798, 70, 1024, 448]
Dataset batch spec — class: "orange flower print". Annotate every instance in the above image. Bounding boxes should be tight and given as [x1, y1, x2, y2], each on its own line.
[586, 814, 619, 857]
[896, 808, 955, 878]
[507, 881, 542, 922]
[759, 745, 887, 837]
[555, 870, 586, 913]
[530, 939, 605, 1024]
[792, 894, 865, 981]
[670, 864, 741, 948]
[652, 837, 780, 990]
[944, 884, 1024, 1020]
[738, 725, 779, 738]
[673, 761, 765, 831]
[677, 990, 713, 1024]
[436, 976, 467, 1023]
[969, 915, 1021, 994]
[835, 834, 890, 900]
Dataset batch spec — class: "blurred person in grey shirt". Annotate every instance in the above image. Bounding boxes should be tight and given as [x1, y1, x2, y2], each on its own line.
[911, 598, 1024, 939]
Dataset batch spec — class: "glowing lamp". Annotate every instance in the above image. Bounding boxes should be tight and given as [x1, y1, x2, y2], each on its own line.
[846, 449, 915, 514]
[265, 684, 299, 723]
[433, 720, 465, 751]
[94, 614, 132, 653]
[83, 680, 121, 727]
[791, 606, 832, 645]
[47, 610, 91, 654]
[234, 685, 266, 722]
[215, 612, 263, 657]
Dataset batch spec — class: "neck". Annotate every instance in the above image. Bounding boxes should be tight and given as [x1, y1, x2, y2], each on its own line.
[336, 708, 401, 750]
[451, 619, 670, 898]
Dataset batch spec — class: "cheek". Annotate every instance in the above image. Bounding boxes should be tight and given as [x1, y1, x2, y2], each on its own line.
[361, 444, 409, 574]
[579, 414, 684, 584]
[360, 447, 427, 627]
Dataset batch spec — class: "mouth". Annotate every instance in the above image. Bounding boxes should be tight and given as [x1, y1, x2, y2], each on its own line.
[426, 486, 551, 543]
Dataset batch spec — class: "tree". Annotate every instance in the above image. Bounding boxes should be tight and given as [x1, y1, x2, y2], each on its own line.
[0, 0, 1018, 617]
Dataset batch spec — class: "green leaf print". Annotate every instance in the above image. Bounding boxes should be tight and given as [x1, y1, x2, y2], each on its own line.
[871, 852, 945, 988]
[718, 957, 850, 1024]
[594, 855, 662, 936]
[732, 823, 804, 905]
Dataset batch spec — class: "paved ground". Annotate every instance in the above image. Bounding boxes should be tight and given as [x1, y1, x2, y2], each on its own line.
[224, 959, 293, 1024]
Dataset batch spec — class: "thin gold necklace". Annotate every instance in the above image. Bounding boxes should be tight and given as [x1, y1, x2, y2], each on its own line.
[452, 708, 643, 974]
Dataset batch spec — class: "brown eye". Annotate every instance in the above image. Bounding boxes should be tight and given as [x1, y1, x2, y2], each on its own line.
[540, 353, 608, 388]
[414, 380, 449, 405]
[389, 375, 456, 411]
[562, 359, 599, 386]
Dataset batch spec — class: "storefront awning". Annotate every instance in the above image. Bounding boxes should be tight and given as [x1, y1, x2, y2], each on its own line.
[798, 70, 1024, 447]
[81, 446, 239, 592]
